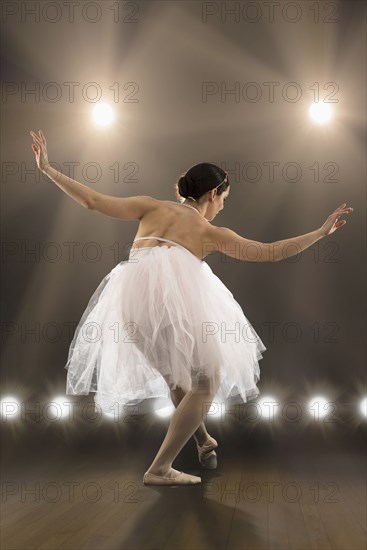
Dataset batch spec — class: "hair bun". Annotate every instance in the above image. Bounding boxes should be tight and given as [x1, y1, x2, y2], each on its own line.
[178, 175, 190, 198]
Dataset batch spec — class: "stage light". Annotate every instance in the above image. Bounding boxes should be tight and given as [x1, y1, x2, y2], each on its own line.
[308, 102, 332, 124]
[1, 395, 21, 420]
[92, 102, 115, 127]
[360, 396, 367, 418]
[102, 410, 115, 419]
[155, 404, 175, 418]
[257, 395, 280, 420]
[307, 395, 331, 419]
[47, 395, 72, 420]
[206, 400, 222, 419]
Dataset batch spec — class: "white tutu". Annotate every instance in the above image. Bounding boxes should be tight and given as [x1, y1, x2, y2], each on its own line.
[64, 236, 267, 415]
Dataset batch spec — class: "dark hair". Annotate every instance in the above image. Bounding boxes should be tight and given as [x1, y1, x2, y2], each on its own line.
[174, 162, 229, 203]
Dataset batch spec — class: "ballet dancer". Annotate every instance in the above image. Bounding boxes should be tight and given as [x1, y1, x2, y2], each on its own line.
[30, 129, 353, 486]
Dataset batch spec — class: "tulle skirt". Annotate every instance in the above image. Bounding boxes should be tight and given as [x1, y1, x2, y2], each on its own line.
[64, 244, 267, 415]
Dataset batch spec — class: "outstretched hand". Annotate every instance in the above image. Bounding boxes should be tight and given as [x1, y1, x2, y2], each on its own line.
[319, 202, 353, 236]
[30, 129, 49, 172]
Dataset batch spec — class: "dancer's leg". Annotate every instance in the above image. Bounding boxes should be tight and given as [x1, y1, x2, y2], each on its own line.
[169, 386, 210, 446]
[147, 371, 220, 478]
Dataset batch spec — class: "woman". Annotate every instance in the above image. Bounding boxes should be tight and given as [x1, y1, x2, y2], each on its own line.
[30, 129, 353, 486]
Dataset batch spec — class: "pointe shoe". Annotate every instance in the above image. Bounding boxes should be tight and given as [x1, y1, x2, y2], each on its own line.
[143, 470, 201, 486]
[196, 436, 218, 469]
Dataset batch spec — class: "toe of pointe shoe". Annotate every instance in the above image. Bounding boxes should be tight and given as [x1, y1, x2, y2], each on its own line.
[143, 471, 201, 486]
[197, 437, 218, 469]
[200, 451, 217, 469]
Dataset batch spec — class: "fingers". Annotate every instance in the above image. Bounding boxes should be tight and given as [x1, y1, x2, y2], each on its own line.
[335, 203, 353, 213]
[30, 131, 42, 147]
[333, 207, 353, 218]
[31, 144, 39, 163]
[333, 202, 345, 213]
[337, 208, 353, 215]
[30, 130, 46, 146]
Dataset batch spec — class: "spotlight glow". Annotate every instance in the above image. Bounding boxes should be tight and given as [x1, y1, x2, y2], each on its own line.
[308, 102, 332, 124]
[92, 102, 115, 127]
[206, 400, 222, 419]
[360, 397, 367, 418]
[308, 395, 331, 419]
[47, 396, 71, 420]
[155, 404, 175, 418]
[257, 395, 279, 420]
[1, 395, 21, 419]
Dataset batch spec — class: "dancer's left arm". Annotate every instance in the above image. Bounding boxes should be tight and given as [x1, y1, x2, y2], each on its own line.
[30, 129, 155, 220]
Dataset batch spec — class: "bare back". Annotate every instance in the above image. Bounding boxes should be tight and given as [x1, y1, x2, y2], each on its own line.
[133, 201, 217, 260]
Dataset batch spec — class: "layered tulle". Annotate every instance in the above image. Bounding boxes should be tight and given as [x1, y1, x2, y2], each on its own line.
[64, 244, 266, 415]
